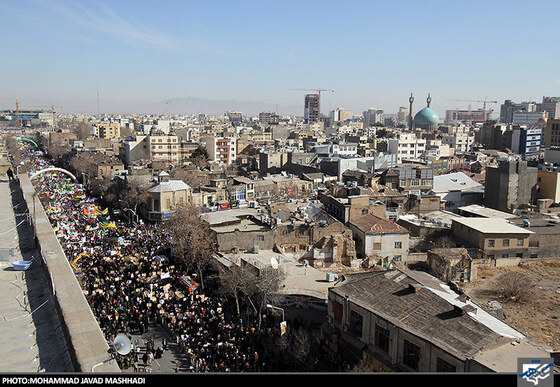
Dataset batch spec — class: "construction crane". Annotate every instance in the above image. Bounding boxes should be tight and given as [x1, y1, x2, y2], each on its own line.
[289, 88, 334, 121]
[289, 88, 335, 95]
[446, 97, 498, 111]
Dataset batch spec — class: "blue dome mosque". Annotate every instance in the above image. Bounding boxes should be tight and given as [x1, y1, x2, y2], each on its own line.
[408, 93, 439, 131]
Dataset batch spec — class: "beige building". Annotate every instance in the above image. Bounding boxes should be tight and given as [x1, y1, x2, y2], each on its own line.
[147, 171, 191, 221]
[149, 132, 180, 164]
[320, 193, 387, 224]
[537, 169, 560, 203]
[95, 122, 121, 139]
[543, 118, 560, 148]
[451, 217, 533, 259]
[348, 213, 410, 262]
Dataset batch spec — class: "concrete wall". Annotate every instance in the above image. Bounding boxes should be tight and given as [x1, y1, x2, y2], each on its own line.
[19, 174, 120, 373]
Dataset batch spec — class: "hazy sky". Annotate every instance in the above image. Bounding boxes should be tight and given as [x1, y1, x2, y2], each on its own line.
[2, 0, 559, 116]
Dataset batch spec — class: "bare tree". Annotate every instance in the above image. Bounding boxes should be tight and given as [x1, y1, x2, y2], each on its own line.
[5, 136, 22, 166]
[46, 142, 71, 164]
[217, 261, 249, 318]
[90, 175, 117, 203]
[71, 121, 93, 141]
[496, 272, 536, 303]
[164, 204, 216, 292]
[120, 179, 151, 219]
[70, 152, 99, 185]
[290, 327, 311, 365]
[241, 267, 286, 331]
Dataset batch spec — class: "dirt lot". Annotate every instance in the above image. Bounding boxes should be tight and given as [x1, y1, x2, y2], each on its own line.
[460, 258, 560, 351]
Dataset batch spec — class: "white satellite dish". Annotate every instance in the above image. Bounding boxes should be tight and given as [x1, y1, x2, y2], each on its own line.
[271, 257, 279, 269]
[113, 334, 132, 355]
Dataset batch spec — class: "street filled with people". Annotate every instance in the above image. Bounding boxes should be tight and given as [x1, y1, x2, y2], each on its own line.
[14, 141, 348, 372]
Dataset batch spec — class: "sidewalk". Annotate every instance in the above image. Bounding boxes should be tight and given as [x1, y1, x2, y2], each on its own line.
[0, 176, 74, 372]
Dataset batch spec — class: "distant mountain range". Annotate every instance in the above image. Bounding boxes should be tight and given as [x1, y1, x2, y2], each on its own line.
[1, 96, 303, 117]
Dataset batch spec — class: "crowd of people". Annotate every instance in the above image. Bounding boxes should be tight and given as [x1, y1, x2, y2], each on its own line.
[18, 144, 294, 372]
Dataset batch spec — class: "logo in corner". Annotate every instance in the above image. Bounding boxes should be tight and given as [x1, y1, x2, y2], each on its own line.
[518, 358, 554, 387]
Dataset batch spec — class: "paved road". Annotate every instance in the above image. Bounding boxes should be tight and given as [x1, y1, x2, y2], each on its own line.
[0, 176, 75, 372]
[121, 326, 185, 373]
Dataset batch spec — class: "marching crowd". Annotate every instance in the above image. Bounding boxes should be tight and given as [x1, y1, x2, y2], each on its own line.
[21, 145, 283, 372]
[15, 143, 350, 373]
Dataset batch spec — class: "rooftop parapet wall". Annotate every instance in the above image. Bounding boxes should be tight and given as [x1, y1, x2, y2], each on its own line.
[19, 174, 120, 373]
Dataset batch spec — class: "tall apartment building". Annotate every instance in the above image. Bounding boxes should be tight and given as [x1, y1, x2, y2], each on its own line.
[149, 132, 180, 164]
[539, 96, 560, 120]
[202, 136, 237, 165]
[331, 108, 353, 122]
[397, 107, 408, 125]
[95, 122, 121, 139]
[258, 111, 280, 126]
[304, 94, 320, 123]
[363, 108, 384, 126]
[388, 133, 426, 163]
[511, 127, 542, 160]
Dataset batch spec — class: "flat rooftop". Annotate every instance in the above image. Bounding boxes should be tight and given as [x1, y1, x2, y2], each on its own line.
[457, 204, 517, 219]
[452, 217, 534, 234]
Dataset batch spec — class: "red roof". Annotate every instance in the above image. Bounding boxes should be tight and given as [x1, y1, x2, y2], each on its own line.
[351, 213, 408, 234]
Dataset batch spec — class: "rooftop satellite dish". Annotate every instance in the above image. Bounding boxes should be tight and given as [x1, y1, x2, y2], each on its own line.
[271, 257, 279, 269]
[113, 334, 132, 355]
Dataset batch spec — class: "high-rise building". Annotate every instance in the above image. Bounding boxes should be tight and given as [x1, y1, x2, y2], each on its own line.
[202, 136, 237, 165]
[499, 100, 538, 123]
[259, 111, 280, 125]
[304, 94, 320, 123]
[397, 107, 408, 124]
[363, 108, 383, 126]
[539, 96, 560, 120]
[511, 127, 542, 160]
[331, 108, 353, 122]
[227, 111, 243, 126]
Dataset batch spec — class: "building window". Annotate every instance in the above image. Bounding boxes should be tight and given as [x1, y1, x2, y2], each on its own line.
[503, 239, 510, 247]
[350, 310, 363, 337]
[395, 241, 402, 249]
[375, 319, 390, 353]
[517, 238, 524, 246]
[362, 209, 368, 215]
[488, 239, 495, 247]
[436, 358, 457, 372]
[402, 339, 421, 371]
